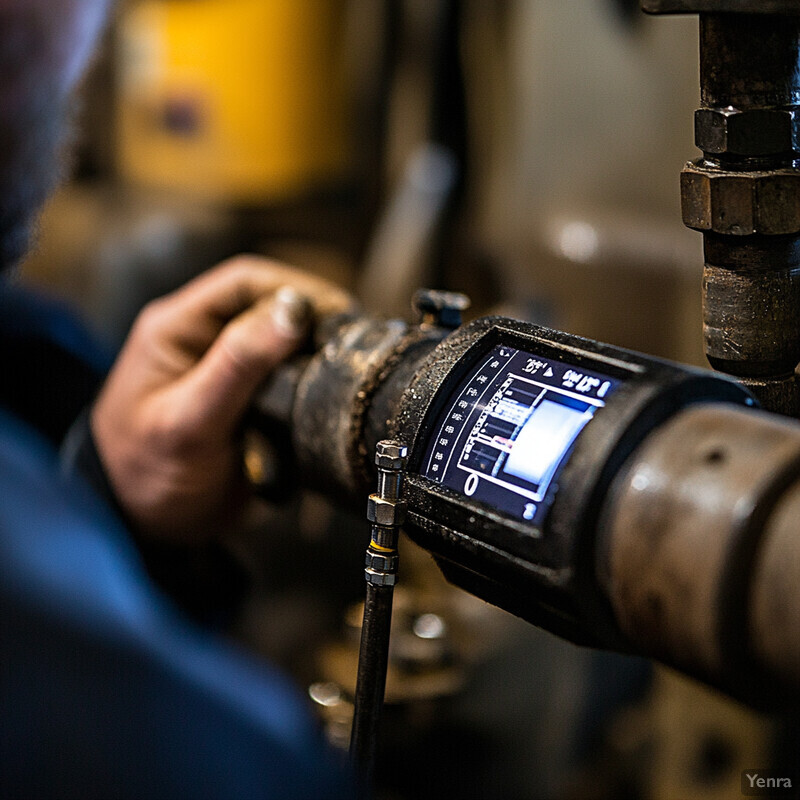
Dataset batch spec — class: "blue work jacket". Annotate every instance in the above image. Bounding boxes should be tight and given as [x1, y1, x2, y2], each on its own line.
[0, 284, 352, 799]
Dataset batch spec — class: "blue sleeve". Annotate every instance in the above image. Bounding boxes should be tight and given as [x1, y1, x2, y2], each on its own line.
[0, 282, 112, 445]
[0, 410, 354, 799]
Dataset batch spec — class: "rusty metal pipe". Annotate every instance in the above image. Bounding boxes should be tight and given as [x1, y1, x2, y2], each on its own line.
[750, 485, 800, 688]
[645, 2, 800, 413]
[599, 403, 800, 705]
[695, 13, 800, 414]
[254, 304, 800, 706]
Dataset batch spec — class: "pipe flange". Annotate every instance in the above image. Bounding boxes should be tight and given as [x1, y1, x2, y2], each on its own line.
[682, 160, 800, 235]
[695, 107, 799, 157]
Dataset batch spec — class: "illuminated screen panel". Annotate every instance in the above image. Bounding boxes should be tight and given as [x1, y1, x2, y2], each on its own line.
[420, 343, 619, 524]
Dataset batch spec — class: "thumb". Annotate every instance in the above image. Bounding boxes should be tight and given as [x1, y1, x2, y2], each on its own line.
[177, 286, 311, 432]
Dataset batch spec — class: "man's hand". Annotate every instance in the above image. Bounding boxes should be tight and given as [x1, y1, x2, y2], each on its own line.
[91, 256, 353, 542]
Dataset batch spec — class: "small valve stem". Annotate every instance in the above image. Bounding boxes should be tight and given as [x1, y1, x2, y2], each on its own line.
[349, 440, 408, 790]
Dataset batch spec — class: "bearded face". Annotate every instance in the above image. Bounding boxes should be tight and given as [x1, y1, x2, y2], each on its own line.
[0, 0, 111, 271]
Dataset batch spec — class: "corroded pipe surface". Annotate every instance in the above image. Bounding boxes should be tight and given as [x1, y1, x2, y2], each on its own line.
[600, 403, 800, 704]
[674, 10, 800, 413]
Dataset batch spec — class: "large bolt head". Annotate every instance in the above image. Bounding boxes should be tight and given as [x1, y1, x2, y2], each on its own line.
[367, 495, 407, 526]
[695, 107, 798, 157]
[375, 440, 408, 470]
[682, 160, 800, 236]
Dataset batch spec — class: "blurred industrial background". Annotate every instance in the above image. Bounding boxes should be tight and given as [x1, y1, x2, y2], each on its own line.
[17, 1, 794, 798]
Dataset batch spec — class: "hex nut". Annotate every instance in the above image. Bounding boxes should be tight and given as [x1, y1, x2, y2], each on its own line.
[681, 161, 800, 235]
[367, 495, 407, 526]
[695, 107, 798, 157]
[375, 453, 406, 470]
[365, 569, 397, 587]
[375, 441, 408, 470]
[365, 551, 398, 572]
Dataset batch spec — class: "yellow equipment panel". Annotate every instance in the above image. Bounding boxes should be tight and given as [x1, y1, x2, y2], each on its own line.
[117, 0, 352, 204]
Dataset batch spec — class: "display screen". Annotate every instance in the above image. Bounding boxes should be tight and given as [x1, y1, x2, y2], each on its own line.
[420, 343, 620, 524]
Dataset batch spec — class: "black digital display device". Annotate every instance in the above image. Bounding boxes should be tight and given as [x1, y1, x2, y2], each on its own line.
[419, 343, 619, 525]
[391, 316, 753, 646]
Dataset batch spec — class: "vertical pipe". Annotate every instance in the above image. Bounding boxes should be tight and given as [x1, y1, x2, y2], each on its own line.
[692, 13, 800, 414]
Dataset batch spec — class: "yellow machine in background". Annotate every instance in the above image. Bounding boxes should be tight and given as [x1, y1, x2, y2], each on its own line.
[117, 0, 352, 204]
